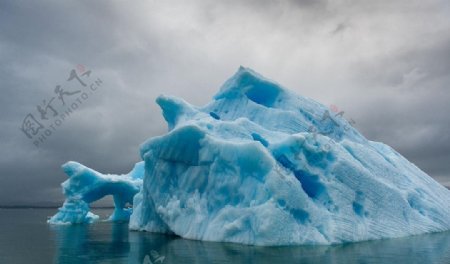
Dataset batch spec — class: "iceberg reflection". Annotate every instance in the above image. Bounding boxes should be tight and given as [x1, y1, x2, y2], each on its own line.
[50, 221, 450, 263]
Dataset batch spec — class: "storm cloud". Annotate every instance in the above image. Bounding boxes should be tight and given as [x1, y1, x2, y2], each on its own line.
[1, 0, 449, 206]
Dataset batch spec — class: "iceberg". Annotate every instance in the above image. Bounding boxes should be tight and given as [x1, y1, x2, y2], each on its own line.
[50, 67, 450, 245]
[48, 161, 144, 224]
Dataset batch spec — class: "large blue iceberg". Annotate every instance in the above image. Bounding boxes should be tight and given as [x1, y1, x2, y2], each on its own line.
[49, 67, 450, 245]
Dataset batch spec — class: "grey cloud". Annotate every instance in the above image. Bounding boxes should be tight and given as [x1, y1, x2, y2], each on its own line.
[1, 0, 449, 205]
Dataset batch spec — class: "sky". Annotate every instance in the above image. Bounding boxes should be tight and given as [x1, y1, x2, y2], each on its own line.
[1, 0, 449, 206]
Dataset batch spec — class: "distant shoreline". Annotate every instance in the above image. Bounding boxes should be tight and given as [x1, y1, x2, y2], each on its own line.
[0, 206, 114, 209]
[1, 185, 449, 207]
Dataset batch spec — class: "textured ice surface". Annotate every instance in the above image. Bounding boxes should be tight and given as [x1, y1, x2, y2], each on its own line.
[51, 67, 450, 245]
[130, 67, 450, 245]
[48, 161, 144, 224]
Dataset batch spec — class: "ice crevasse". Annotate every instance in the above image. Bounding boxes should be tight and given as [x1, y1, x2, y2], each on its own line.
[49, 67, 450, 246]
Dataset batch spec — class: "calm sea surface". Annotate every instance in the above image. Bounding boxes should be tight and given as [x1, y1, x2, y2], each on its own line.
[0, 208, 449, 264]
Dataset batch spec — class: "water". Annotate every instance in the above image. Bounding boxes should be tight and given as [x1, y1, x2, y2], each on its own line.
[0, 209, 449, 264]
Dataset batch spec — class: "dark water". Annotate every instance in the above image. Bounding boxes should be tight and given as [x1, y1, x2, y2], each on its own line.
[0, 209, 449, 264]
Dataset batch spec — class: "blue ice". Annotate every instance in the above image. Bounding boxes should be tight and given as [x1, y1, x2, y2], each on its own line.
[50, 67, 450, 246]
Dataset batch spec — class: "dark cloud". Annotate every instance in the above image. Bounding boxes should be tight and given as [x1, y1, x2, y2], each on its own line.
[1, 0, 449, 206]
